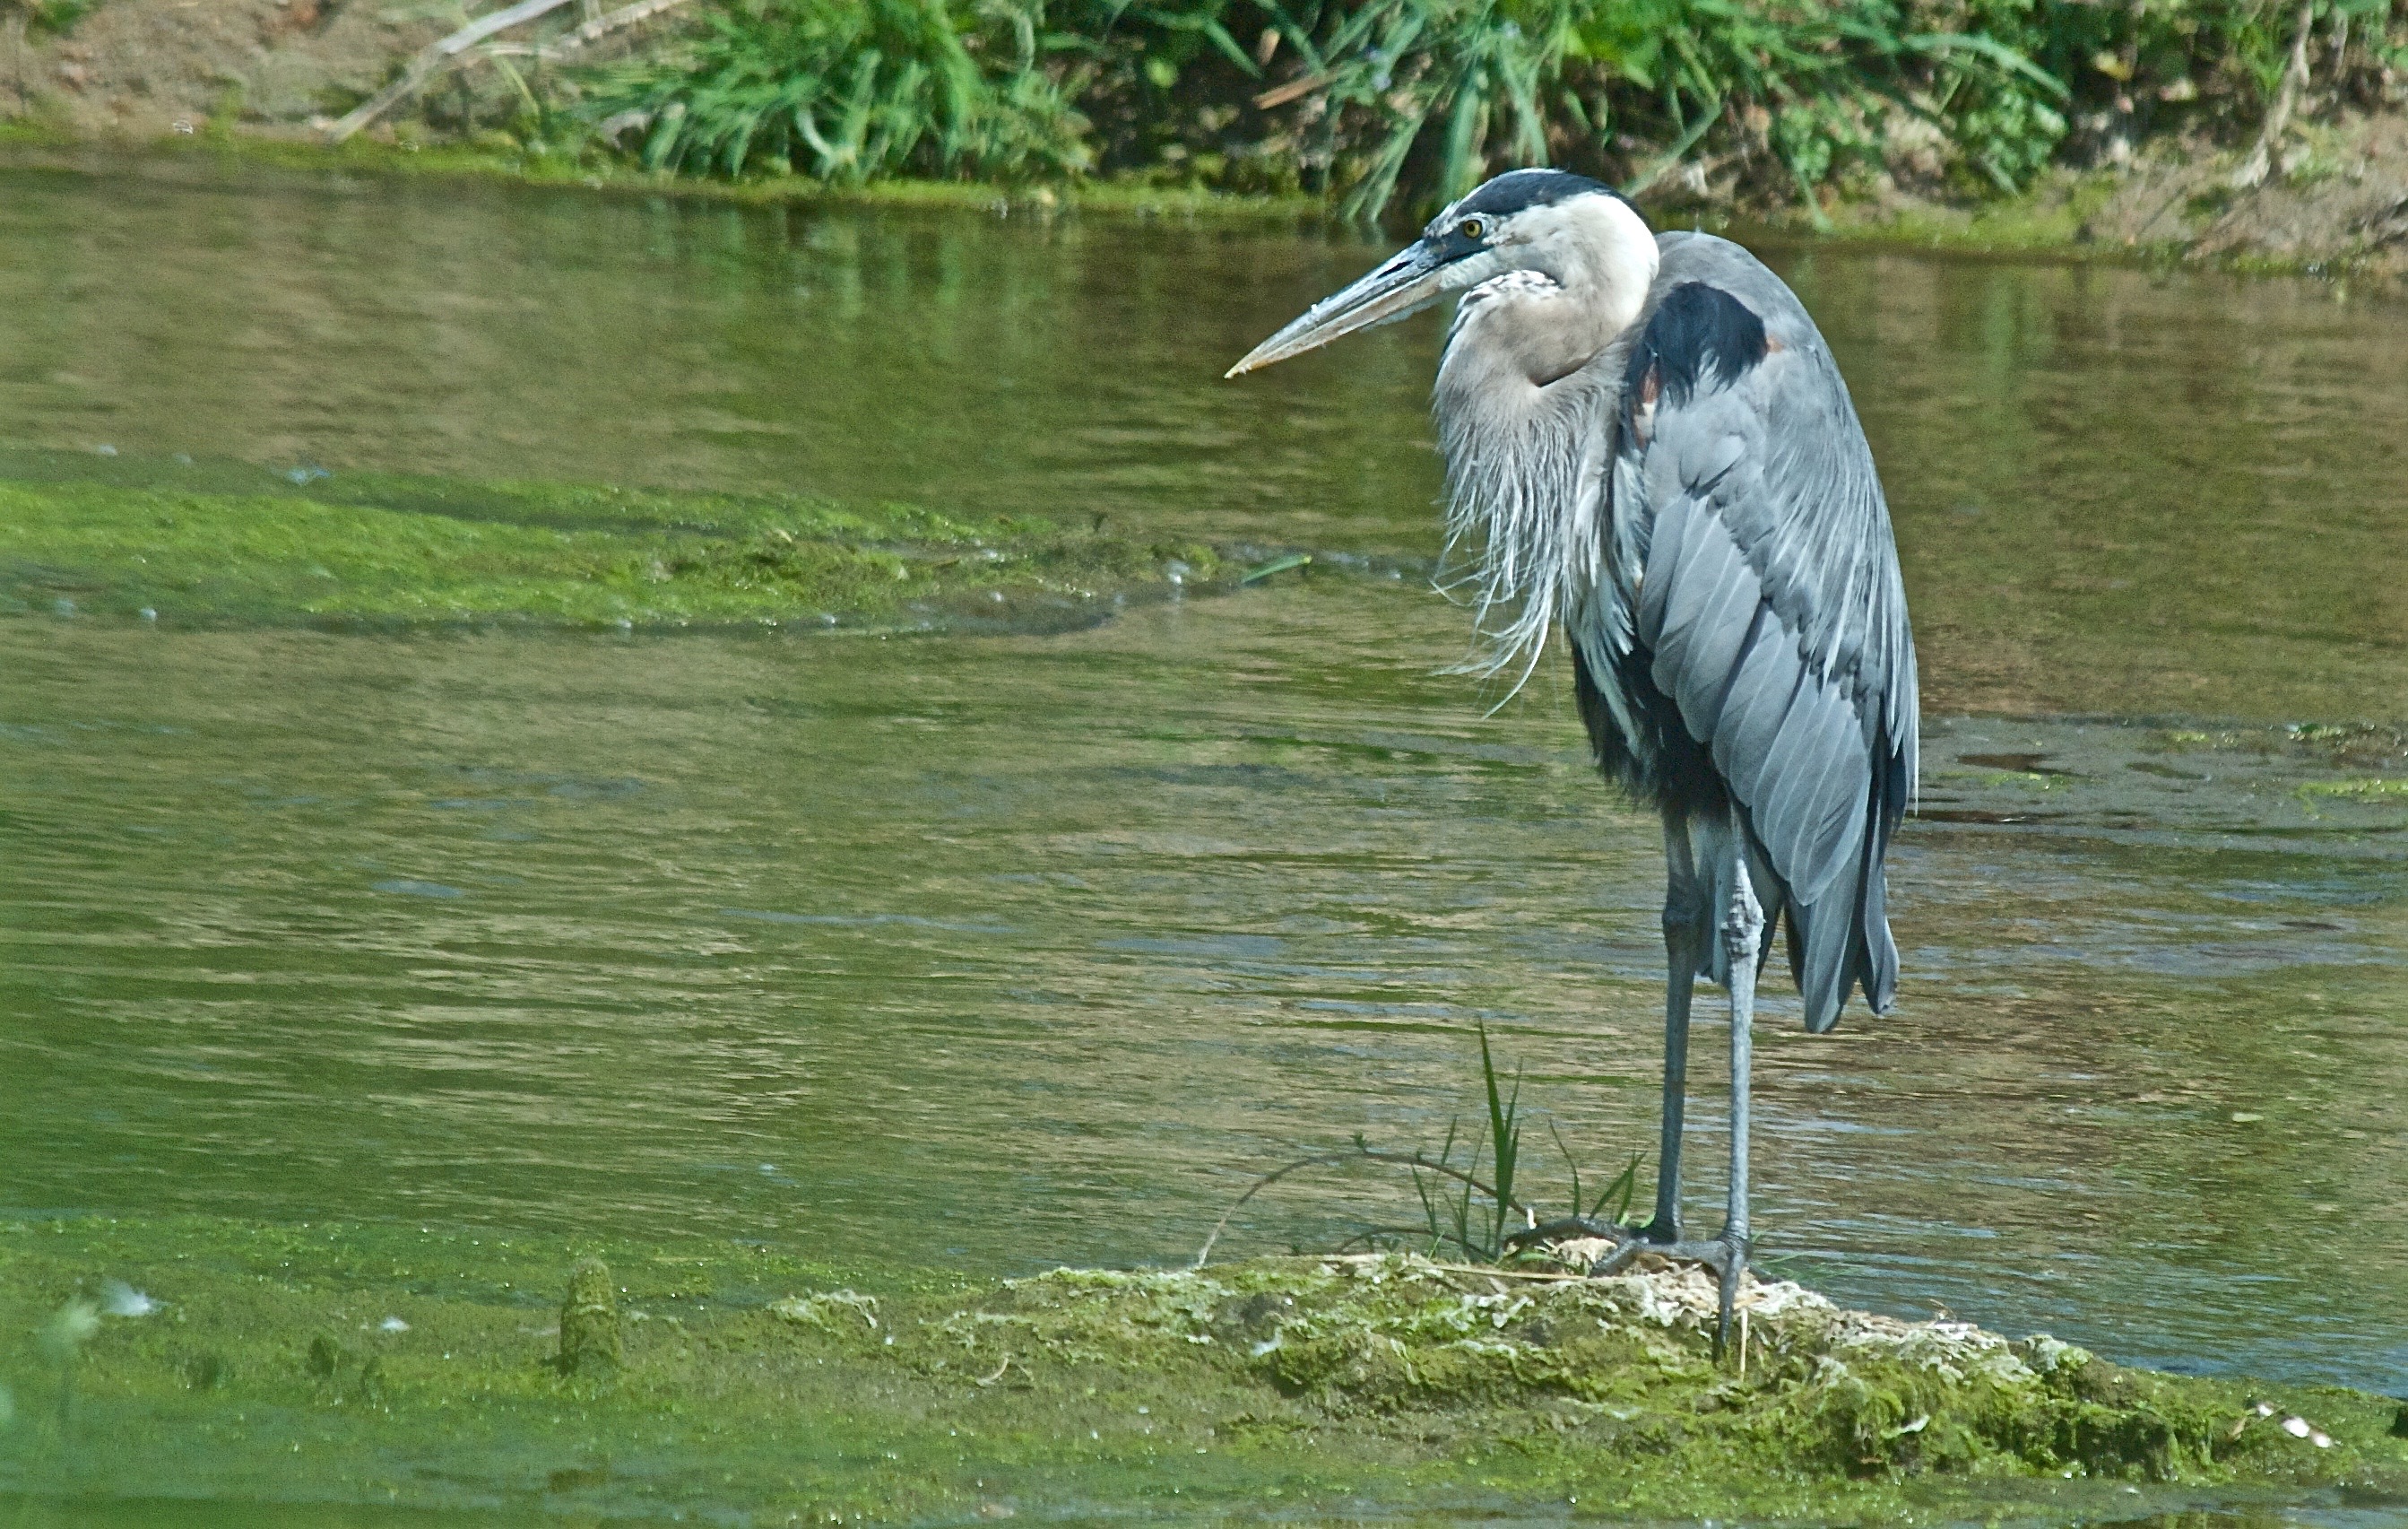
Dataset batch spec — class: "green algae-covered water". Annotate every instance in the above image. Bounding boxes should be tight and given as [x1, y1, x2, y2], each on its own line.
[2, 155, 2404, 1520]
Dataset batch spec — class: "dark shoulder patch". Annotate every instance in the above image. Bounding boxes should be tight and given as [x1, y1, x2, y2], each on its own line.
[1621, 282, 1770, 419]
[1454, 169, 1621, 219]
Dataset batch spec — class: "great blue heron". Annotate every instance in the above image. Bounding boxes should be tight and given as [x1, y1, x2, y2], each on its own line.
[1228, 169, 1918, 1351]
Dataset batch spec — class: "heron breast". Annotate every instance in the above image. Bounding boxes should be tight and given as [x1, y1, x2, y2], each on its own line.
[1453, 272, 1616, 389]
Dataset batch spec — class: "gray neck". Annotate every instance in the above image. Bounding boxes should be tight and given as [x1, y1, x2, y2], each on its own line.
[1432, 300, 1638, 687]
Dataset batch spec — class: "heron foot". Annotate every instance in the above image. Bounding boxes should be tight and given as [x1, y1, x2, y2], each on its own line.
[1581, 1229, 1754, 1363]
[1503, 1212, 1681, 1257]
[1631, 1213, 1683, 1246]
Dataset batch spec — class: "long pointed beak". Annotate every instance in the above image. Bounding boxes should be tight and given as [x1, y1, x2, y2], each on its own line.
[1225, 241, 1449, 378]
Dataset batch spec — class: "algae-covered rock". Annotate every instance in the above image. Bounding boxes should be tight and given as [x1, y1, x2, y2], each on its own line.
[934, 1251, 2405, 1490]
[0, 466, 1270, 632]
[557, 1256, 622, 1377]
[4, 1217, 2401, 1524]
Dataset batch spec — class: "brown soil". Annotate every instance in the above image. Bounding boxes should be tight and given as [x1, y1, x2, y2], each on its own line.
[3, 0, 446, 139]
[2079, 110, 2408, 275]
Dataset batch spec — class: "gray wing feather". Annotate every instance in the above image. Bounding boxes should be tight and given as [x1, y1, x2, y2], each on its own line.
[1612, 232, 1918, 1030]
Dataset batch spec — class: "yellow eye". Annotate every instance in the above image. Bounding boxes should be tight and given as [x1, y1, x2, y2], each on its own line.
[1460, 217, 1486, 239]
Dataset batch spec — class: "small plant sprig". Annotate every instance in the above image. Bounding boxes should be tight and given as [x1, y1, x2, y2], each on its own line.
[1194, 1019, 1642, 1267]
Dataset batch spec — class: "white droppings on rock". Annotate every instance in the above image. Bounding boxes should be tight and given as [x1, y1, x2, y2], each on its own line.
[771, 1290, 880, 1331]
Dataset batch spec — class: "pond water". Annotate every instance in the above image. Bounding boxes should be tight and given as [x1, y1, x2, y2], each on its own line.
[2, 154, 2404, 1420]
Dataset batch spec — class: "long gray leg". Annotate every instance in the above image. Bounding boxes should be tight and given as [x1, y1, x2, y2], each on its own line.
[1714, 856, 1765, 1359]
[1507, 817, 1701, 1258]
[1543, 837, 1765, 1368]
[1642, 820, 1704, 1243]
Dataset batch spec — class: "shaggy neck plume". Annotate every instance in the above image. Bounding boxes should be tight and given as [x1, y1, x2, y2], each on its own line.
[1433, 337, 1627, 691]
[1428, 195, 1656, 691]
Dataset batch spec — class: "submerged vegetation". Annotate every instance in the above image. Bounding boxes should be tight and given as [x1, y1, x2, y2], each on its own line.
[0, 455, 1234, 630]
[4, 1215, 2404, 1522]
[558, 0, 2408, 219]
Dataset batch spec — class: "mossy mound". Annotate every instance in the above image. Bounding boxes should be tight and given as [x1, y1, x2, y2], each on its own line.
[942, 1254, 2405, 1490]
[3, 1218, 2404, 1524]
[0, 460, 1242, 630]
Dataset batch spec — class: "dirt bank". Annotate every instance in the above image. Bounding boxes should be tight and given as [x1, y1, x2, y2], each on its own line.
[1, 0, 443, 140]
[2083, 111, 2408, 272]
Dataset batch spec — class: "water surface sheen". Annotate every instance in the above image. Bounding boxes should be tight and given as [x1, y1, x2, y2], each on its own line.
[2, 162, 2404, 1397]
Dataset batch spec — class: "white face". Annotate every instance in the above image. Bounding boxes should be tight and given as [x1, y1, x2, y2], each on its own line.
[1226, 179, 1659, 378]
[1436, 191, 1659, 333]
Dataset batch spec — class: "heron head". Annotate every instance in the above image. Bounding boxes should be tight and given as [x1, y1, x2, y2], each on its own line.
[1226, 169, 1656, 378]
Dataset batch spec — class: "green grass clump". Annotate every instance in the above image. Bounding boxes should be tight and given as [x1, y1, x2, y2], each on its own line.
[563, 0, 2408, 222]
[581, 0, 1092, 181]
[0, 0, 92, 40]
[0, 471, 1222, 629]
[577, 0, 2076, 219]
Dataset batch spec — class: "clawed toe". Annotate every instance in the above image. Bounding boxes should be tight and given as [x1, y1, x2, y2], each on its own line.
[1513, 1224, 1754, 1362]
[1510, 1221, 1745, 1279]
[1591, 1233, 1742, 1277]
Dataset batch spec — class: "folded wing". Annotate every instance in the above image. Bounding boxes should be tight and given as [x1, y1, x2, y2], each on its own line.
[1605, 235, 1918, 1031]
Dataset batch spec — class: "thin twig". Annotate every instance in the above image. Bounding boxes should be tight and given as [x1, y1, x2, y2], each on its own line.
[2232, 0, 2315, 189]
[1191, 1146, 1531, 1270]
[1330, 1227, 1492, 1261]
[1312, 1252, 1589, 1283]
[1252, 73, 1326, 110]
[1191, 1155, 1349, 1271]
[543, 0, 696, 61]
[1622, 109, 1721, 196]
[325, 0, 581, 143]
[1421, 1260, 1585, 1283]
[323, 0, 696, 144]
